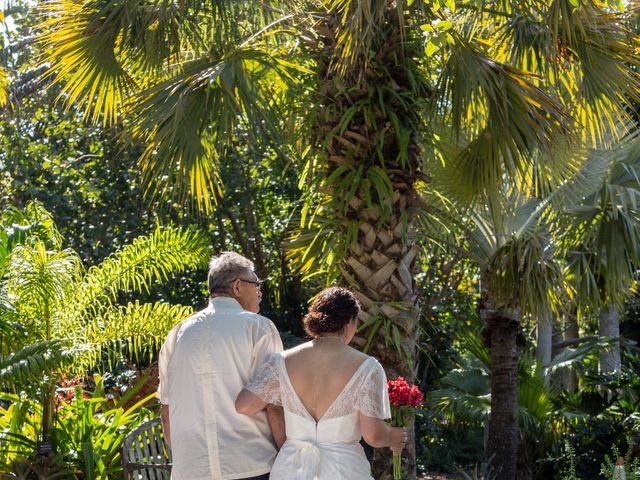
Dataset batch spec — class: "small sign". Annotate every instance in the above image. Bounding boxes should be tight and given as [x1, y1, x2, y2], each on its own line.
[36, 441, 53, 455]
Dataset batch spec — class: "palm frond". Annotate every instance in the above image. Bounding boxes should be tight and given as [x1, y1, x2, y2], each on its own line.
[544, 336, 610, 377]
[517, 365, 555, 431]
[487, 230, 566, 318]
[324, 0, 393, 76]
[133, 47, 292, 211]
[64, 225, 209, 327]
[433, 41, 575, 199]
[0, 340, 72, 386]
[38, 0, 137, 125]
[547, 0, 640, 145]
[429, 387, 491, 425]
[5, 243, 81, 340]
[68, 301, 192, 371]
[558, 133, 640, 307]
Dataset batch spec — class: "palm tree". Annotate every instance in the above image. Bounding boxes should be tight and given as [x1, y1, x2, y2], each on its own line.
[36, 1, 640, 477]
[423, 130, 640, 476]
[429, 326, 603, 479]
[0, 203, 210, 452]
[422, 184, 567, 478]
[557, 135, 640, 373]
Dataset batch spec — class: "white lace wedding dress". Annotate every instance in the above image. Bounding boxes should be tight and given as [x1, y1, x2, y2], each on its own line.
[245, 352, 391, 480]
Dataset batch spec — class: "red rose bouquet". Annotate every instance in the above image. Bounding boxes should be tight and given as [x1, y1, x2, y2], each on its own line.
[387, 377, 423, 479]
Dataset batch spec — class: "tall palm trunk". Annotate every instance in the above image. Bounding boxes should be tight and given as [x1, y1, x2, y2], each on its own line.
[481, 290, 520, 480]
[39, 382, 56, 454]
[485, 311, 519, 480]
[536, 311, 552, 371]
[560, 314, 579, 390]
[310, 6, 427, 479]
[347, 198, 421, 479]
[599, 305, 621, 373]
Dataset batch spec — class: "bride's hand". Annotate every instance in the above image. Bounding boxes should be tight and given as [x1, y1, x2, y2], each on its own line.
[389, 427, 406, 453]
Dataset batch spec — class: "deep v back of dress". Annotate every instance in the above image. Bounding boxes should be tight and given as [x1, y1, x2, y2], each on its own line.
[245, 348, 392, 480]
[283, 338, 369, 423]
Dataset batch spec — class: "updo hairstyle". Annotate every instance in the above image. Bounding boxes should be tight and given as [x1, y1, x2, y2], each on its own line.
[303, 287, 360, 337]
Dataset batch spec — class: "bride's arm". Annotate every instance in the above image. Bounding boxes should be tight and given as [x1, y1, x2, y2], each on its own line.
[359, 413, 405, 453]
[235, 388, 267, 415]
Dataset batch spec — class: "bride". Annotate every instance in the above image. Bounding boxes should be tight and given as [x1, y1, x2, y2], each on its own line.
[235, 287, 405, 480]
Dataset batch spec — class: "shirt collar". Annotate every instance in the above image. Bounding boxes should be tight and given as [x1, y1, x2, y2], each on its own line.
[209, 296, 244, 311]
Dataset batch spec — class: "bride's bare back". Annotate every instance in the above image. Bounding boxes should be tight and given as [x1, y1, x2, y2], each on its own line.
[284, 337, 368, 422]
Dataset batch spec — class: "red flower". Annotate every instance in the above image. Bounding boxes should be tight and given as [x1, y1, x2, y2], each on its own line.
[387, 377, 423, 408]
[386, 377, 424, 480]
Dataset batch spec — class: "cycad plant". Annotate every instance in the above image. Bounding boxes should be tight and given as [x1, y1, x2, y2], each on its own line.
[0, 203, 210, 453]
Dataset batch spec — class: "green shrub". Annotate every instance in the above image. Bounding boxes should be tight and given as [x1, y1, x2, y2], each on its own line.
[0, 375, 156, 479]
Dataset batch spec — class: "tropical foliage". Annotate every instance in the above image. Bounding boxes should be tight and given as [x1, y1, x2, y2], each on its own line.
[0, 376, 156, 479]
[0, 201, 209, 460]
[0, 0, 637, 479]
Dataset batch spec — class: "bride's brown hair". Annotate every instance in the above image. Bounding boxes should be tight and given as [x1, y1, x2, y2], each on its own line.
[303, 287, 360, 337]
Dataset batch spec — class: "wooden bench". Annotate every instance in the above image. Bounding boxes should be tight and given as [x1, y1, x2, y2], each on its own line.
[120, 418, 172, 480]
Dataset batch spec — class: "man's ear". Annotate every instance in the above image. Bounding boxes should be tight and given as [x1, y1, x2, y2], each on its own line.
[230, 279, 240, 296]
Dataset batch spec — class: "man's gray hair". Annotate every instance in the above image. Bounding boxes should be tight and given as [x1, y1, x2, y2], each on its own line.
[208, 252, 255, 297]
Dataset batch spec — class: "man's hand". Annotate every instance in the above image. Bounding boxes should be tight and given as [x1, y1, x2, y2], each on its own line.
[266, 404, 285, 449]
[160, 404, 171, 447]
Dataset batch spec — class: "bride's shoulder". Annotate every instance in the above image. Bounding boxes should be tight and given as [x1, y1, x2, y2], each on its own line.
[281, 340, 314, 359]
[356, 353, 384, 373]
[349, 348, 370, 362]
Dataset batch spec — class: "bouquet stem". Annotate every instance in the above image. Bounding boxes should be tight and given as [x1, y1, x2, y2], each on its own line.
[393, 452, 402, 479]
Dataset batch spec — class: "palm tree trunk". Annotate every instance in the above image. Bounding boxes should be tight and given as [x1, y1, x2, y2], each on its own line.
[308, 5, 426, 478]
[38, 382, 55, 455]
[347, 203, 421, 480]
[536, 311, 552, 371]
[559, 314, 579, 390]
[483, 308, 519, 480]
[599, 305, 621, 373]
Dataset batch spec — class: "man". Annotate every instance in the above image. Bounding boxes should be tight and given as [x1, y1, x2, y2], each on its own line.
[158, 252, 284, 480]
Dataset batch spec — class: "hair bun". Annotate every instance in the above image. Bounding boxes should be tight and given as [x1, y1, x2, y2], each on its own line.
[302, 287, 360, 337]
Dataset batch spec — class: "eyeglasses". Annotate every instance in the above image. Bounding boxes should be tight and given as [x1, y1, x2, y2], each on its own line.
[235, 278, 263, 289]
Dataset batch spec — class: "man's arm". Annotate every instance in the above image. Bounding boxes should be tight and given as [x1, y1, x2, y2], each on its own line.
[160, 404, 171, 447]
[236, 393, 285, 449]
[266, 404, 285, 449]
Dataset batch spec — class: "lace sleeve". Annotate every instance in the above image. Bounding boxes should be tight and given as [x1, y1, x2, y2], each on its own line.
[244, 353, 282, 406]
[356, 359, 391, 419]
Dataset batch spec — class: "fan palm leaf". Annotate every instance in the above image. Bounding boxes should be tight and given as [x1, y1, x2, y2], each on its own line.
[557, 133, 640, 307]
[132, 46, 293, 211]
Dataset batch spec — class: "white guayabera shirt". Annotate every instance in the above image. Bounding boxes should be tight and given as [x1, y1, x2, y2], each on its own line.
[157, 297, 283, 480]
